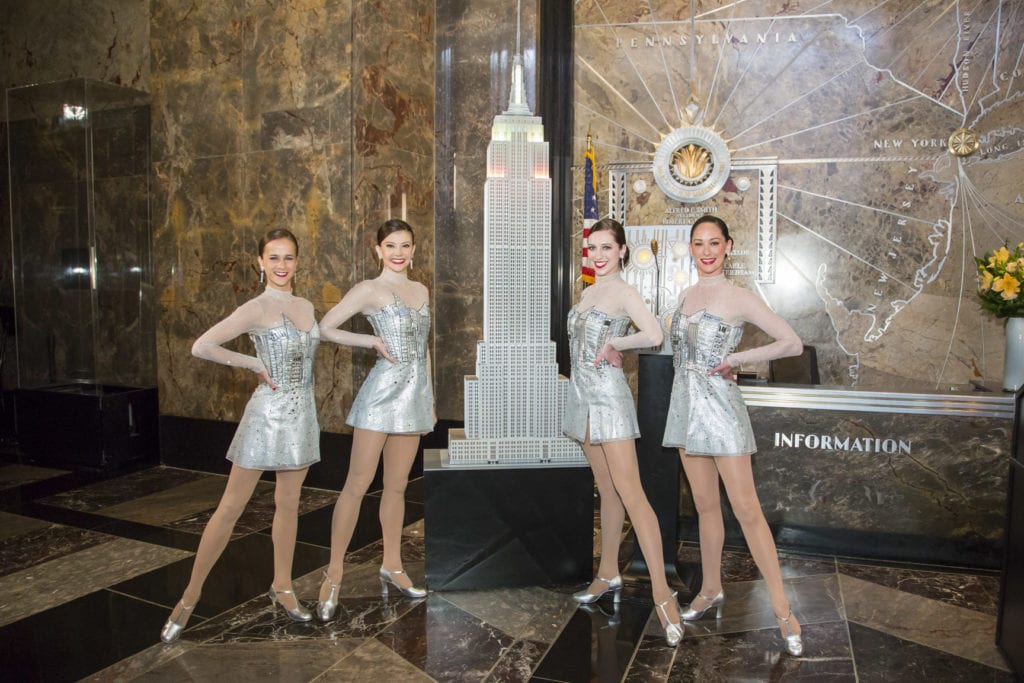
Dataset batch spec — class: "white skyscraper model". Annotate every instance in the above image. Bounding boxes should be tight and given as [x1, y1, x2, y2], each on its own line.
[446, 50, 584, 466]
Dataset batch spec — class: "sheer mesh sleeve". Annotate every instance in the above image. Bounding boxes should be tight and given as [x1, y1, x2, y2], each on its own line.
[679, 280, 801, 367]
[191, 291, 316, 374]
[319, 281, 379, 348]
[191, 299, 267, 374]
[583, 280, 663, 351]
[723, 288, 802, 367]
[611, 285, 664, 351]
[724, 290, 802, 368]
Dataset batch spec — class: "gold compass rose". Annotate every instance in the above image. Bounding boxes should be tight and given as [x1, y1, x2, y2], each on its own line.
[948, 128, 979, 157]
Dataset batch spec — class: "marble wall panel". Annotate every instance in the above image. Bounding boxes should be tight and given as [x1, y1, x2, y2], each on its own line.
[6, 0, 433, 431]
[346, 0, 436, 416]
[244, 0, 353, 152]
[0, 0, 150, 95]
[149, 0, 436, 432]
[149, 1, 248, 162]
[434, 0, 537, 420]
[154, 152, 253, 420]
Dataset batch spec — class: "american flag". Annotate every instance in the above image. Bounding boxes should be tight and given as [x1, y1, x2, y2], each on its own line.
[582, 132, 597, 285]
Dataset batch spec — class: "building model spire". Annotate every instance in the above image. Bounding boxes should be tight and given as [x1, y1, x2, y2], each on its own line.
[446, 19, 584, 465]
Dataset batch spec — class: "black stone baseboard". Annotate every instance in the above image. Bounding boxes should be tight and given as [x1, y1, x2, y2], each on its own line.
[678, 516, 1003, 570]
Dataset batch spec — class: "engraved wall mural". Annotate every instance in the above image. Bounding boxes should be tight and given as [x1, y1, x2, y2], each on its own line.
[574, 0, 1024, 391]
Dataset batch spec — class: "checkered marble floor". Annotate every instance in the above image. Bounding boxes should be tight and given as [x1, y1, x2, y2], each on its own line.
[0, 460, 1013, 682]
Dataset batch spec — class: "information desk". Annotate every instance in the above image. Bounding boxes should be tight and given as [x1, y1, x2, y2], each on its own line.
[635, 355, 1014, 570]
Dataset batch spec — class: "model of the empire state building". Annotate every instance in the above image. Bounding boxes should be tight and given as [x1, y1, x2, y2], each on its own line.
[446, 54, 584, 466]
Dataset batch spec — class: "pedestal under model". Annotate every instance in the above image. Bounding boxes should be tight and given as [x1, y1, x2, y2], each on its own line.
[424, 449, 592, 590]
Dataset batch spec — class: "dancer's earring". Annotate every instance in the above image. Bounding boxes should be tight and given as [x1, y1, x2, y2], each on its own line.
[378, 256, 383, 270]
[619, 256, 625, 271]
[260, 267, 265, 283]
[409, 257, 414, 272]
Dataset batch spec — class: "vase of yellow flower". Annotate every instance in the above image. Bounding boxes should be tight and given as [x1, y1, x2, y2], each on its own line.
[977, 243, 1024, 390]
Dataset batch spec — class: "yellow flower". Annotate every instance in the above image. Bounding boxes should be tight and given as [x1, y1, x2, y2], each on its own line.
[1008, 260, 1020, 274]
[993, 273, 1021, 300]
[980, 270, 994, 291]
[989, 246, 1011, 268]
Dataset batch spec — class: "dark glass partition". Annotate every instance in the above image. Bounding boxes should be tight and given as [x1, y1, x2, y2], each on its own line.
[7, 78, 153, 389]
[6, 79, 156, 470]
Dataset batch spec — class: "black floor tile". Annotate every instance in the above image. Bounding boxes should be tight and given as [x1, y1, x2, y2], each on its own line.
[287, 492, 423, 550]
[16, 501, 121, 530]
[0, 589, 176, 683]
[532, 595, 651, 683]
[377, 597, 515, 681]
[110, 533, 329, 620]
[14, 502, 202, 552]
[668, 619, 855, 681]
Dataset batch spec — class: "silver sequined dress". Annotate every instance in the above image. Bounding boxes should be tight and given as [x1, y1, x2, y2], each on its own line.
[662, 310, 756, 455]
[226, 317, 321, 470]
[563, 306, 640, 444]
[346, 298, 433, 434]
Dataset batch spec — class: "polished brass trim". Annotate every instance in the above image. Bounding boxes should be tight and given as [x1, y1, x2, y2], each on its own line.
[740, 385, 1014, 418]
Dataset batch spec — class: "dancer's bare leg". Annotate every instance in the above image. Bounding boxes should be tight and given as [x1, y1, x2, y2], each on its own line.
[581, 432, 627, 589]
[379, 434, 419, 589]
[716, 455, 800, 636]
[679, 450, 725, 612]
[601, 439, 679, 625]
[269, 467, 309, 610]
[171, 465, 263, 624]
[319, 428, 388, 602]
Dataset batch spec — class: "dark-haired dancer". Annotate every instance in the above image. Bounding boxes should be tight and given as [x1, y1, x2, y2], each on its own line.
[161, 229, 319, 643]
[664, 214, 805, 656]
[564, 218, 682, 647]
[316, 219, 433, 620]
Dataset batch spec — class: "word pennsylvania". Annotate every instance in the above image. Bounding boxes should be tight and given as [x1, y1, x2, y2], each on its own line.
[615, 32, 801, 49]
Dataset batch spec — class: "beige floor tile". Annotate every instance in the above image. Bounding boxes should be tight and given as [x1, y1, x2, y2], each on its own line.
[0, 537, 192, 627]
[98, 478, 271, 526]
[840, 572, 1008, 671]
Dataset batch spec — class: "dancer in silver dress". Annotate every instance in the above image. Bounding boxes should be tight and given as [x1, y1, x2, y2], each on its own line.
[663, 214, 805, 656]
[316, 219, 433, 619]
[563, 218, 683, 647]
[160, 228, 319, 643]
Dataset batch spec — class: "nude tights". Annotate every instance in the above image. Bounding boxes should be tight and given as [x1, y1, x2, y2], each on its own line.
[680, 451, 800, 634]
[583, 434, 677, 621]
[321, 428, 418, 596]
[179, 465, 308, 612]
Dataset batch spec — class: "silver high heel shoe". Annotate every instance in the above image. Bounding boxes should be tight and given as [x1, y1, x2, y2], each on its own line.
[379, 567, 427, 598]
[680, 590, 725, 620]
[160, 596, 198, 644]
[655, 591, 684, 647]
[572, 575, 623, 604]
[317, 569, 342, 622]
[268, 586, 313, 622]
[776, 609, 803, 656]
